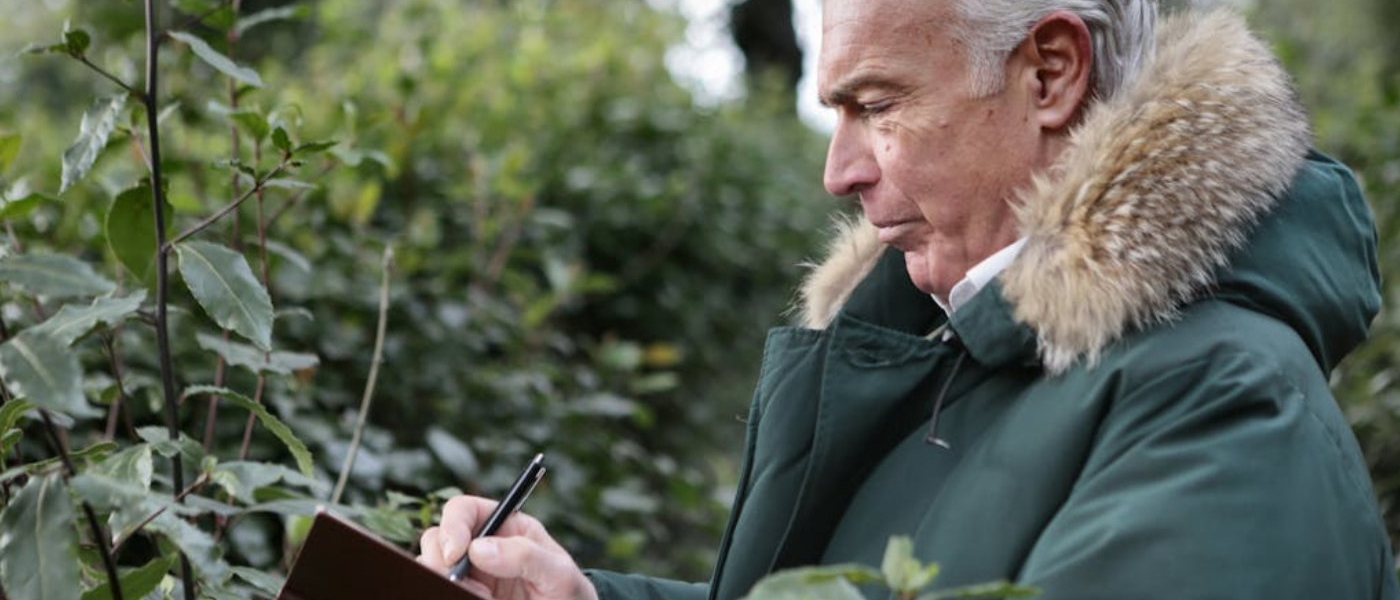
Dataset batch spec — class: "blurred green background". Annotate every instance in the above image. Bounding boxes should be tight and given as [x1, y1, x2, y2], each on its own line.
[1, 0, 1397, 584]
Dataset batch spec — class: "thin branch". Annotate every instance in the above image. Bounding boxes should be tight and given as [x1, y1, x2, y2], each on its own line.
[205, 24, 245, 452]
[110, 472, 211, 554]
[236, 376, 266, 461]
[330, 247, 394, 504]
[165, 163, 288, 249]
[39, 411, 124, 600]
[265, 161, 334, 228]
[101, 333, 135, 442]
[172, 0, 233, 33]
[143, 0, 196, 597]
[481, 196, 534, 292]
[75, 55, 142, 98]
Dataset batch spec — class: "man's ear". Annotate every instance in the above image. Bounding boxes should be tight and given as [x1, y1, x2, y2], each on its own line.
[1019, 11, 1093, 131]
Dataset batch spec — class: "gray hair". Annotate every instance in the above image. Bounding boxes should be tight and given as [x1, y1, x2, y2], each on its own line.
[955, 0, 1158, 100]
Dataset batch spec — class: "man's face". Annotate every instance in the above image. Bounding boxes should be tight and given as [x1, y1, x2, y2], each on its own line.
[818, 0, 1046, 299]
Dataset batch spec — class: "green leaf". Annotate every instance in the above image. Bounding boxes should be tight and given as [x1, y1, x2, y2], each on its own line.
[426, 427, 479, 482]
[0, 399, 35, 440]
[0, 329, 98, 418]
[234, 5, 310, 36]
[0, 253, 116, 299]
[261, 178, 316, 191]
[167, 32, 263, 88]
[175, 241, 274, 350]
[0, 474, 82, 600]
[232, 110, 270, 141]
[67, 441, 119, 465]
[0, 131, 20, 174]
[1, 429, 22, 455]
[63, 28, 90, 56]
[61, 94, 126, 194]
[105, 182, 169, 282]
[19, 42, 67, 55]
[80, 555, 174, 600]
[230, 566, 283, 597]
[270, 127, 291, 154]
[741, 567, 868, 600]
[918, 581, 1041, 600]
[0, 193, 55, 221]
[89, 444, 154, 490]
[183, 385, 313, 476]
[31, 291, 145, 346]
[881, 536, 938, 593]
[0, 442, 116, 485]
[211, 461, 325, 505]
[133, 426, 205, 461]
[147, 511, 232, 585]
[204, 102, 268, 141]
[195, 332, 318, 375]
[361, 506, 419, 543]
[293, 140, 337, 155]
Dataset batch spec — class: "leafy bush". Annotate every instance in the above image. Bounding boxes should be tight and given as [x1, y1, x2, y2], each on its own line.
[0, 0, 830, 597]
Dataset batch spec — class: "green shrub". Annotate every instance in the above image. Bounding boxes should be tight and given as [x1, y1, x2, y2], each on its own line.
[0, 0, 831, 596]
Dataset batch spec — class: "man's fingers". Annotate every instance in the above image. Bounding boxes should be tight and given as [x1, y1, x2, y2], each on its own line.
[440, 496, 498, 563]
[419, 527, 447, 571]
[467, 537, 581, 600]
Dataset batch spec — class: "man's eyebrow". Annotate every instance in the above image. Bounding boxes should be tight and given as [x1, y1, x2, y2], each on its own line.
[818, 73, 900, 108]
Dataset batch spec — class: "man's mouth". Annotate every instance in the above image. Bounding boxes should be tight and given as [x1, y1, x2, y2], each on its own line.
[874, 220, 923, 246]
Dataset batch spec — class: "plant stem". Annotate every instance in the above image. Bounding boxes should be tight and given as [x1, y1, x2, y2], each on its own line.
[101, 333, 135, 442]
[236, 376, 266, 461]
[143, 0, 196, 597]
[205, 7, 244, 452]
[330, 247, 394, 504]
[165, 163, 287, 249]
[76, 55, 142, 98]
[266, 161, 334, 227]
[39, 411, 124, 600]
[111, 472, 211, 553]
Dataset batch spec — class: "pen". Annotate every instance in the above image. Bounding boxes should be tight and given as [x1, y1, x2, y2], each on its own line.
[447, 453, 547, 582]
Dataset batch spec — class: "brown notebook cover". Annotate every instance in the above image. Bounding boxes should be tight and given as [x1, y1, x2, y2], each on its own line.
[277, 510, 487, 600]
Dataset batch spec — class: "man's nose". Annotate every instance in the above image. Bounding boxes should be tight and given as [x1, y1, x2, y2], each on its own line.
[823, 118, 879, 196]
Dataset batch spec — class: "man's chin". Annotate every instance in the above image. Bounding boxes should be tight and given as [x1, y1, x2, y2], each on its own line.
[902, 252, 950, 301]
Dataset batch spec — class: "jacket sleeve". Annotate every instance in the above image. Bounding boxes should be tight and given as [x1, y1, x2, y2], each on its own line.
[585, 570, 709, 600]
[1017, 347, 1397, 600]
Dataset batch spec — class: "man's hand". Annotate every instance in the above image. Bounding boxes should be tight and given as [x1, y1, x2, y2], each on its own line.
[418, 495, 599, 600]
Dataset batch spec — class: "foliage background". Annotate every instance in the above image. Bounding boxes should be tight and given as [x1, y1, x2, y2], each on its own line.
[0, 0, 1396, 597]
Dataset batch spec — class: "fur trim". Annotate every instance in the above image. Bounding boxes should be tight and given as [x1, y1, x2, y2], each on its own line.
[799, 10, 1311, 374]
[798, 215, 882, 329]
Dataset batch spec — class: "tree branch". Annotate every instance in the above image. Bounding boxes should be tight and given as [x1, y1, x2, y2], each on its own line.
[331, 247, 394, 504]
[142, 0, 196, 596]
[75, 55, 142, 99]
[165, 163, 288, 249]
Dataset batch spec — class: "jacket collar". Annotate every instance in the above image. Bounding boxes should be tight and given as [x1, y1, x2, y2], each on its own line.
[797, 10, 1310, 374]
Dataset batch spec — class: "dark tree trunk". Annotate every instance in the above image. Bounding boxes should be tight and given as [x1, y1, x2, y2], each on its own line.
[729, 0, 803, 97]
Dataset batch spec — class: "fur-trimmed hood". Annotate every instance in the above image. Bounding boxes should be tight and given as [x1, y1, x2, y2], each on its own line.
[796, 10, 1376, 374]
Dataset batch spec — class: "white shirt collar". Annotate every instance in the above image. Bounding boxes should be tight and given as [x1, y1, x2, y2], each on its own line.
[932, 238, 1027, 316]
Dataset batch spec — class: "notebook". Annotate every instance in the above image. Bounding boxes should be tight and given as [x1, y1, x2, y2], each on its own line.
[277, 510, 488, 600]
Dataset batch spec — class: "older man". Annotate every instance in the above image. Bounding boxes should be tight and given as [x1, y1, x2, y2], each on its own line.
[419, 0, 1400, 598]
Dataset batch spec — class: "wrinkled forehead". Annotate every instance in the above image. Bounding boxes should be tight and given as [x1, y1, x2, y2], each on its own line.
[818, 0, 961, 81]
[821, 0, 957, 36]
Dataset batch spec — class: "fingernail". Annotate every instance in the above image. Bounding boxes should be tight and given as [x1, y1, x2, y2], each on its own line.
[471, 538, 498, 562]
[443, 538, 461, 562]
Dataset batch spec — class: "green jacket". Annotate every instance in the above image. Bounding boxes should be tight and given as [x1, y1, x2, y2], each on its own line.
[590, 11, 1398, 600]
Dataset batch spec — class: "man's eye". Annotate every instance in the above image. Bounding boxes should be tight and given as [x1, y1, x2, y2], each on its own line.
[858, 101, 891, 117]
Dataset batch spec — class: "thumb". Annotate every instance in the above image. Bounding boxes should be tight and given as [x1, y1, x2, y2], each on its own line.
[469, 537, 590, 600]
